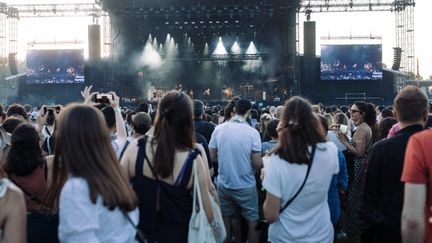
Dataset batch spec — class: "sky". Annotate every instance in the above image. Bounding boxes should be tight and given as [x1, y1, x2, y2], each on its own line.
[5, 0, 432, 78]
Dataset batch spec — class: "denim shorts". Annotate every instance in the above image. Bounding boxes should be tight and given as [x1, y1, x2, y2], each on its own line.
[217, 185, 259, 222]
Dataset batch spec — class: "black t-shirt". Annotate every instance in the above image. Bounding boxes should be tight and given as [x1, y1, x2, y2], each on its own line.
[194, 119, 216, 144]
[195, 132, 213, 170]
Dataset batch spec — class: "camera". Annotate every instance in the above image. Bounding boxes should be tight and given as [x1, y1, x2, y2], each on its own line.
[95, 93, 114, 104]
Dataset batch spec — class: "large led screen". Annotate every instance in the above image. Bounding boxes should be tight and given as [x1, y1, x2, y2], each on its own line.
[320, 44, 382, 80]
[26, 49, 85, 84]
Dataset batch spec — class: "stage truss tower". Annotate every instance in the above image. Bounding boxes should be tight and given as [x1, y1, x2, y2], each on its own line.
[7, 7, 18, 56]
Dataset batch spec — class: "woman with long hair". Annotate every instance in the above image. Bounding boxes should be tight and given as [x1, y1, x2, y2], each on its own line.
[4, 124, 47, 212]
[121, 91, 214, 243]
[45, 104, 139, 242]
[262, 96, 339, 243]
[337, 101, 377, 238]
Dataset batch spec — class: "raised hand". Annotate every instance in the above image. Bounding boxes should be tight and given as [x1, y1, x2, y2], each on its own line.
[81, 85, 98, 104]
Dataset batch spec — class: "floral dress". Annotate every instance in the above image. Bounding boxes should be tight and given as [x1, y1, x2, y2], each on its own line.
[344, 124, 372, 237]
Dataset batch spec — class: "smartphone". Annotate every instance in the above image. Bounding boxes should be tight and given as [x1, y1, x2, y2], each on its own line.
[339, 124, 348, 134]
[95, 93, 114, 104]
[44, 106, 61, 115]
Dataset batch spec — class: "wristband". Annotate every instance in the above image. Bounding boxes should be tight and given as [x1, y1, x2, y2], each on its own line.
[114, 108, 121, 113]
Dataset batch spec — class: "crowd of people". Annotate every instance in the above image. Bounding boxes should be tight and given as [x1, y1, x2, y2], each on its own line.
[0, 85, 432, 243]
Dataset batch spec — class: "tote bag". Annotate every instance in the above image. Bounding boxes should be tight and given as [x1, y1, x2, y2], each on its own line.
[188, 161, 216, 243]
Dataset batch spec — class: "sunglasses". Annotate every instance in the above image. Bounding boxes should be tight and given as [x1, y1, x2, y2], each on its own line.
[349, 109, 361, 114]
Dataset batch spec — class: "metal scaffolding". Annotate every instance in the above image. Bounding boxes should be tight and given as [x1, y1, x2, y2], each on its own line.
[297, 0, 416, 74]
[8, 3, 103, 18]
[7, 3, 110, 56]
[0, 3, 6, 60]
[7, 7, 18, 55]
[298, 0, 414, 12]
[395, 5, 414, 74]
[102, 14, 112, 58]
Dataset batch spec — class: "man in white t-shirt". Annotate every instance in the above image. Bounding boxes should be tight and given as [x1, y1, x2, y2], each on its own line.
[209, 99, 263, 243]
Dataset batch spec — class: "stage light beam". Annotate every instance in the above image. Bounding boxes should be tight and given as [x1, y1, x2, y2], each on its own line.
[231, 41, 241, 54]
[246, 41, 258, 54]
[213, 37, 228, 55]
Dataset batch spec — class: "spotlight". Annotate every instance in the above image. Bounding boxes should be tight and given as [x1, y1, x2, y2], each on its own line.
[212, 37, 228, 55]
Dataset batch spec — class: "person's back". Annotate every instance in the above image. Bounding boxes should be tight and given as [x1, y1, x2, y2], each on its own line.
[194, 100, 216, 143]
[401, 129, 432, 243]
[211, 120, 260, 188]
[0, 177, 26, 243]
[262, 97, 338, 243]
[45, 103, 139, 243]
[209, 99, 262, 243]
[59, 177, 138, 243]
[121, 91, 214, 243]
[264, 142, 338, 242]
[364, 86, 428, 243]
[4, 124, 48, 212]
[126, 136, 197, 242]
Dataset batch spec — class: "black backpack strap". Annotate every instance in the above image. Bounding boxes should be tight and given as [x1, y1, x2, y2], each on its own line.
[280, 146, 316, 213]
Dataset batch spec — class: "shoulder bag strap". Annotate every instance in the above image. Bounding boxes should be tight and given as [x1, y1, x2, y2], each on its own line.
[140, 136, 160, 184]
[47, 136, 52, 155]
[121, 210, 149, 243]
[280, 146, 316, 213]
[45, 126, 51, 136]
[120, 139, 131, 160]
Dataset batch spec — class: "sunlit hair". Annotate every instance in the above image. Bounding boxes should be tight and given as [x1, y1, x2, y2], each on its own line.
[273, 96, 326, 165]
[45, 104, 137, 211]
[152, 91, 195, 178]
[333, 112, 349, 126]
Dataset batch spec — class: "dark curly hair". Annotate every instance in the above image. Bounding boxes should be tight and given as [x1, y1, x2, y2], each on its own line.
[4, 124, 44, 176]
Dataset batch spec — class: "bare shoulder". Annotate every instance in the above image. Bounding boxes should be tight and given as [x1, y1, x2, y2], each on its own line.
[0, 182, 24, 207]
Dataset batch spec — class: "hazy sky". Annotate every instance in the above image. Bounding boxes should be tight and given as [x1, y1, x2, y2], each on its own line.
[5, 0, 432, 78]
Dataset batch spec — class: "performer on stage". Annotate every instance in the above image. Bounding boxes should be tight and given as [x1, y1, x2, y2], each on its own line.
[221, 86, 233, 99]
[203, 88, 211, 97]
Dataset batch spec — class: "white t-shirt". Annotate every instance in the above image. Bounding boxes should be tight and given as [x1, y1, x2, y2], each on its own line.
[209, 119, 261, 189]
[59, 177, 139, 243]
[262, 142, 339, 243]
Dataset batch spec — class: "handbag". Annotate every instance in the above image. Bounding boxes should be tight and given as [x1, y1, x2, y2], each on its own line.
[188, 159, 217, 243]
[209, 194, 226, 243]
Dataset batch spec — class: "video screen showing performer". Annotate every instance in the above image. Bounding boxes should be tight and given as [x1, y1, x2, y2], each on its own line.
[26, 49, 85, 84]
[320, 44, 383, 80]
